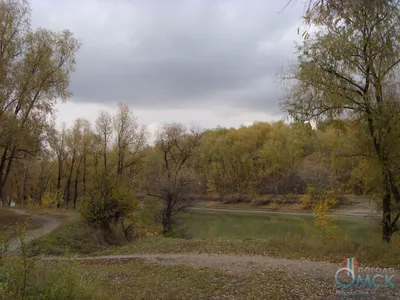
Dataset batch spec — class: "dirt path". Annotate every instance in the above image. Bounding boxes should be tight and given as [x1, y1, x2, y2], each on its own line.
[333, 195, 380, 218]
[7, 209, 64, 251]
[40, 253, 339, 279]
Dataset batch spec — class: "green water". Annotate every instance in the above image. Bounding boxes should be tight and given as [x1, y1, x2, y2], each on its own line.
[183, 211, 381, 242]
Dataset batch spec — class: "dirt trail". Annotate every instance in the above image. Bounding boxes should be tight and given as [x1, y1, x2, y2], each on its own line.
[7, 209, 64, 251]
[41, 253, 340, 280]
[333, 195, 380, 218]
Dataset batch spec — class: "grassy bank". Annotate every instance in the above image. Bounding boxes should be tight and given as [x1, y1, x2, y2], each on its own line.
[28, 218, 110, 256]
[26, 217, 400, 268]
[193, 193, 353, 211]
[27, 210, 400, 268]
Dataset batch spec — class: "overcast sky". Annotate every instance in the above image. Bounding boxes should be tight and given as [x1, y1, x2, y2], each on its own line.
[30, 0, 304, 132]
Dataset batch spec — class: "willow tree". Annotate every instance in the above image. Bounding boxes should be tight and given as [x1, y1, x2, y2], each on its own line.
[282, 0, 400, 242]
[0, 0, 80, 205]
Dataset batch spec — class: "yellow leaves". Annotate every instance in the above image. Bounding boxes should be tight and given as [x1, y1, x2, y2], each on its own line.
[312, 197, 340, 243]
[301, 30, 310, 40]
[300, 194, 312, 208]
[41, 191, 55, 208]
[325, 197, 338, 207]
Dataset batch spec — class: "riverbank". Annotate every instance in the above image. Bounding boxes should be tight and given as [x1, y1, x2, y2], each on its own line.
[193, 194, 380, 219]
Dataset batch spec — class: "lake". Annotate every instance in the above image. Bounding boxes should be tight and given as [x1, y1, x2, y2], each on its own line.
[183, 210, 381, 242]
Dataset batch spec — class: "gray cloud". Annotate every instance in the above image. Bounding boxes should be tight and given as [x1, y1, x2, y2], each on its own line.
[31, 0, 303, 115]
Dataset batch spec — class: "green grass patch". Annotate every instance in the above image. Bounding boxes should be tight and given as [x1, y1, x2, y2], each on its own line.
[28, 218, 110, 256]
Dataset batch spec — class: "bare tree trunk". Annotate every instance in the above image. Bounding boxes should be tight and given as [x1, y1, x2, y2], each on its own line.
[64, 155, 75, 209]
[0, 144, 15, 205]
[0, 185, 5, 207]
[57, 158, 62, 190]
[381, 158, 394, 243]
[73, 156, 82, 209]
[83, 153, 87, 196]
[22, 165, 29, 205]
[382, 193, 391, 243]
[73, 168, 79, 209]
[103, 139, 108, 171]
[40, 175, 51, 206]
[0, 145, 9, 206]
[162, 194, 173, 235]
[13, 169, 22, 205]
[56, 158, 62, 208]
[117, 150, 123, 175]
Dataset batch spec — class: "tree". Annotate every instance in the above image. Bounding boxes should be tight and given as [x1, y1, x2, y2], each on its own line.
[147, 123, 203, 236]
[282, 0, 400, 242]
[113, 103, 147, 177]
[0, 0, 80, 205]
[63, 124, 78, 208]
[31, 149, 53, 205]
[195, 122, 315, 195]
[80, 119, 92, 196]
[48, 124, 68, 208]
[95, 111, 113, 173]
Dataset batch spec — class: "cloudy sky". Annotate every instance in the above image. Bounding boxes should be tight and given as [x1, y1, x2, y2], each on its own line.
[30, 0, 304, 133]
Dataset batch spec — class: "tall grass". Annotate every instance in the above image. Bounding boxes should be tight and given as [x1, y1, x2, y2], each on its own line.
[0, 222, 108, 300]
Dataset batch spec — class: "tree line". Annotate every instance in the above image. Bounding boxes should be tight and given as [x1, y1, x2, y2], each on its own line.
[1, 105, 381, 208]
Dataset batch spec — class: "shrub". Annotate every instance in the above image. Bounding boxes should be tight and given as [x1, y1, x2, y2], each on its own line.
[220, 193, 251, 204]
[301, 184, 339, 209]
[300, 193, 312, 208]
[275, 173, 306, 194]
[304, 187, 341, 244]
[251, 199, 270, 206]
[299, 165, 337, 191]
[313, 200, 340, 244]
[81, 176, 138, 240]
[28, 219, 109, 256]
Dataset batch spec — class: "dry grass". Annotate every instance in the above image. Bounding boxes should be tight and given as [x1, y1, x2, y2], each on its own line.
[78, 258, 336, 300]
